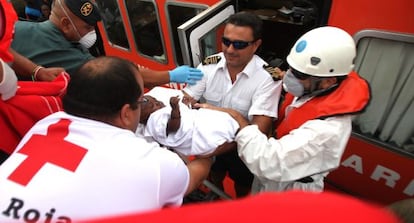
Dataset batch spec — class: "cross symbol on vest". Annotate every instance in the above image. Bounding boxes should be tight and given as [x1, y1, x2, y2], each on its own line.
[7, 119, 88, 186]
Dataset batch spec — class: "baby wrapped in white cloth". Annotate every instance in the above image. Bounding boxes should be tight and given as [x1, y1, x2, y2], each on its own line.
[137, 87, 239, 156]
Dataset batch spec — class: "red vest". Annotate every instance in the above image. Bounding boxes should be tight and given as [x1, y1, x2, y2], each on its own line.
[276, 72, 370, 138]
[0, 0, 18, 62]
[0, 73, 69, 155]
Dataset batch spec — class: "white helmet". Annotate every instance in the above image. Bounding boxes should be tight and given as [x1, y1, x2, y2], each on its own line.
[286, 26, 356, 77]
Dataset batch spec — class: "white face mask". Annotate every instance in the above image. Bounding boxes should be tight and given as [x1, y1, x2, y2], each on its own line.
[78, 30, 97, 49]
[58, 0, 96, 48]
[282, 70, 305, 97]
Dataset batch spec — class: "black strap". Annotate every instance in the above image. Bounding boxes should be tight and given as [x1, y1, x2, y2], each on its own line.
[296, 176, 314, 183]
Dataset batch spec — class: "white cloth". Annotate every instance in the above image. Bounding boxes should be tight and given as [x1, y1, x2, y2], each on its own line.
[0, 59, 17, 101]
[140, 87, 239, 156]
[183, 52, 281, 120]
[144, 105, 239, 156]
[0, 112, 189, 222]
[236, 111, 352, 193]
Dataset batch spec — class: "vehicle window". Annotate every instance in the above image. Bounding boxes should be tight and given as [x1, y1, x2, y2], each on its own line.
[167, 3, 206, 65]
[95, 0, 130, 49]
[352, 30, 414, 154]
[196, 24, 225, 62]
[125, 0, 166, 63]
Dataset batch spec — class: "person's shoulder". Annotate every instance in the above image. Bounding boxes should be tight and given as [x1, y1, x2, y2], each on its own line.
[15, 20, 35, 28]
[262, 64, 283, 81]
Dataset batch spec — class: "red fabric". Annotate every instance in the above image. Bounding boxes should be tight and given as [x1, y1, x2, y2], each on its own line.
[276, 72, 370, 138]
[0, 0, 18, 62]
[0, 73, 69, 154]
[80, 191, 400, 223]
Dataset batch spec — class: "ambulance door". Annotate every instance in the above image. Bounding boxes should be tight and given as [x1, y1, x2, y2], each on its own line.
[177, 0, 234, 67]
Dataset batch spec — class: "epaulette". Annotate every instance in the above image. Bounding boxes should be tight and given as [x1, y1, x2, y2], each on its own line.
[202, 55, 222, 65]
[263, 65, 282, 81]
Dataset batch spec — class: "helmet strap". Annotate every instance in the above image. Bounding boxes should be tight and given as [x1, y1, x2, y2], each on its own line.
[303, 77, 339, 98]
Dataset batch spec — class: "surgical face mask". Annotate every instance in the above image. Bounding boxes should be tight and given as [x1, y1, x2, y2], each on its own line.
[282, 70, 305, 97]
[78, 30, 97, 49]
[58, 0, 96, 48]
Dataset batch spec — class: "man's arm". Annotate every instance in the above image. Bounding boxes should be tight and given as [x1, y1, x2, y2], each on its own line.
[185, 157, 213, 195]
[139, 65, 203, 89]
[139, 68, 170, 89]
[10, 49, 64, 81]
[166, 96, 181, 135]
[251, 115, 274, 135]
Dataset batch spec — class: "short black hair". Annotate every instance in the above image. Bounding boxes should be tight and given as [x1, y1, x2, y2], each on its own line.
[226, 11, 263, 40]
[63, 56, 141, 120]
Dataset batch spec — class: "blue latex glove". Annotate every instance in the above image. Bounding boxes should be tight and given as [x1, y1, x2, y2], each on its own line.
[169, 65, 203, 85]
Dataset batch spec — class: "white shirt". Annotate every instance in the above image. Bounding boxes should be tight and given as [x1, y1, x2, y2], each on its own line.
[0, 112, 189, 222]
[184, 52, 281, 120]
[236, 106, 352, 193]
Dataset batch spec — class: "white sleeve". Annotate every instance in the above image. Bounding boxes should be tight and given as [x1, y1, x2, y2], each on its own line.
[249, 79, 282, 119]
[157, 152, 189, 206]
[236, 116, 352, 182]
[0, 59, 17, 101]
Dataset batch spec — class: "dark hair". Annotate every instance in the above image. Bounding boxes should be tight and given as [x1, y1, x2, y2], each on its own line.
[226, 11, 263, 40]
[63, 56, 141, 120]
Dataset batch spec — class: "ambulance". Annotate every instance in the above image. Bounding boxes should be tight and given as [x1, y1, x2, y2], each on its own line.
[94, 0, 414, 205]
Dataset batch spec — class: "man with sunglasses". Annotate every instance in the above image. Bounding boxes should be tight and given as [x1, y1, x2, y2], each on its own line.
[183, 11, 282, 198]
[210, 26, 371, 193]
[0, 56, 213, 222]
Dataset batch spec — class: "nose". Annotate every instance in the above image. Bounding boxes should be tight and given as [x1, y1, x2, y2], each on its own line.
[225, 43, 237, 53]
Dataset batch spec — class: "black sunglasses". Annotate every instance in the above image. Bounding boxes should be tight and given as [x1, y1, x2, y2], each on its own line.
[221, 37, 255, 50]
[290, 68, 311, 80]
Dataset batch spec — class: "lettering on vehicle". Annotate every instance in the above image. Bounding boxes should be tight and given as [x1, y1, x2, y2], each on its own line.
[341, 154, 414, 196]
[2, 197, 71, 223]
[7, 119, 87, 186]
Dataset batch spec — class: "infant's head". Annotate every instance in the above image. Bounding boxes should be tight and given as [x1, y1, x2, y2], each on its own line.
[139, 95, 165, 124]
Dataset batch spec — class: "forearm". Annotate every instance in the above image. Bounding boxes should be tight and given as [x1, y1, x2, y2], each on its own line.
[10, 49, 37, 79]
[185, 157, 213, 195]
[166, 118, 180, 135]
[251, 115, 274, 135]
[140, 68, 170, 89]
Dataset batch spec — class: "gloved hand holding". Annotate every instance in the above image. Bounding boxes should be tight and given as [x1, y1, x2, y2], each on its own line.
[169, 65, 203, 85]
[0, 59, 18, 101]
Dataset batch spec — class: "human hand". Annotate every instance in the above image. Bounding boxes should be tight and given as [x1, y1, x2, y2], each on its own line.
[169, 65, 203, 85]
[170, 96, 180, 109]
[35, 67, 65, 81]
[182, 95, 197, 109]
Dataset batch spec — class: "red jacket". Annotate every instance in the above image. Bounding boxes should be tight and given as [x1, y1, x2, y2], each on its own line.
[276, 71, 370, 138]
[0, 73, 69, 154]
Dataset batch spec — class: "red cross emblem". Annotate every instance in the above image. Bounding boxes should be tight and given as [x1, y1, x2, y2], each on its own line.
[7, 119, 87, 186]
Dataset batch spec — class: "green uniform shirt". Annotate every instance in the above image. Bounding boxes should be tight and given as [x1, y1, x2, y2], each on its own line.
[11, 20, 94, 76]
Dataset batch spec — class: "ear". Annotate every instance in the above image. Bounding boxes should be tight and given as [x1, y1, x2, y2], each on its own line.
[119, 104, 133, 128]
[60, 17, 74, 37]
[252, 39, 262, 52]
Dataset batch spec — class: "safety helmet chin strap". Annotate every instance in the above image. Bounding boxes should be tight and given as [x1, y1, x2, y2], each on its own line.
[302, 77, 339, 98]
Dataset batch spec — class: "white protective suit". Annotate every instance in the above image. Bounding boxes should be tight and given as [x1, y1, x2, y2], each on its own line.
[235, 97, 352, 193]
